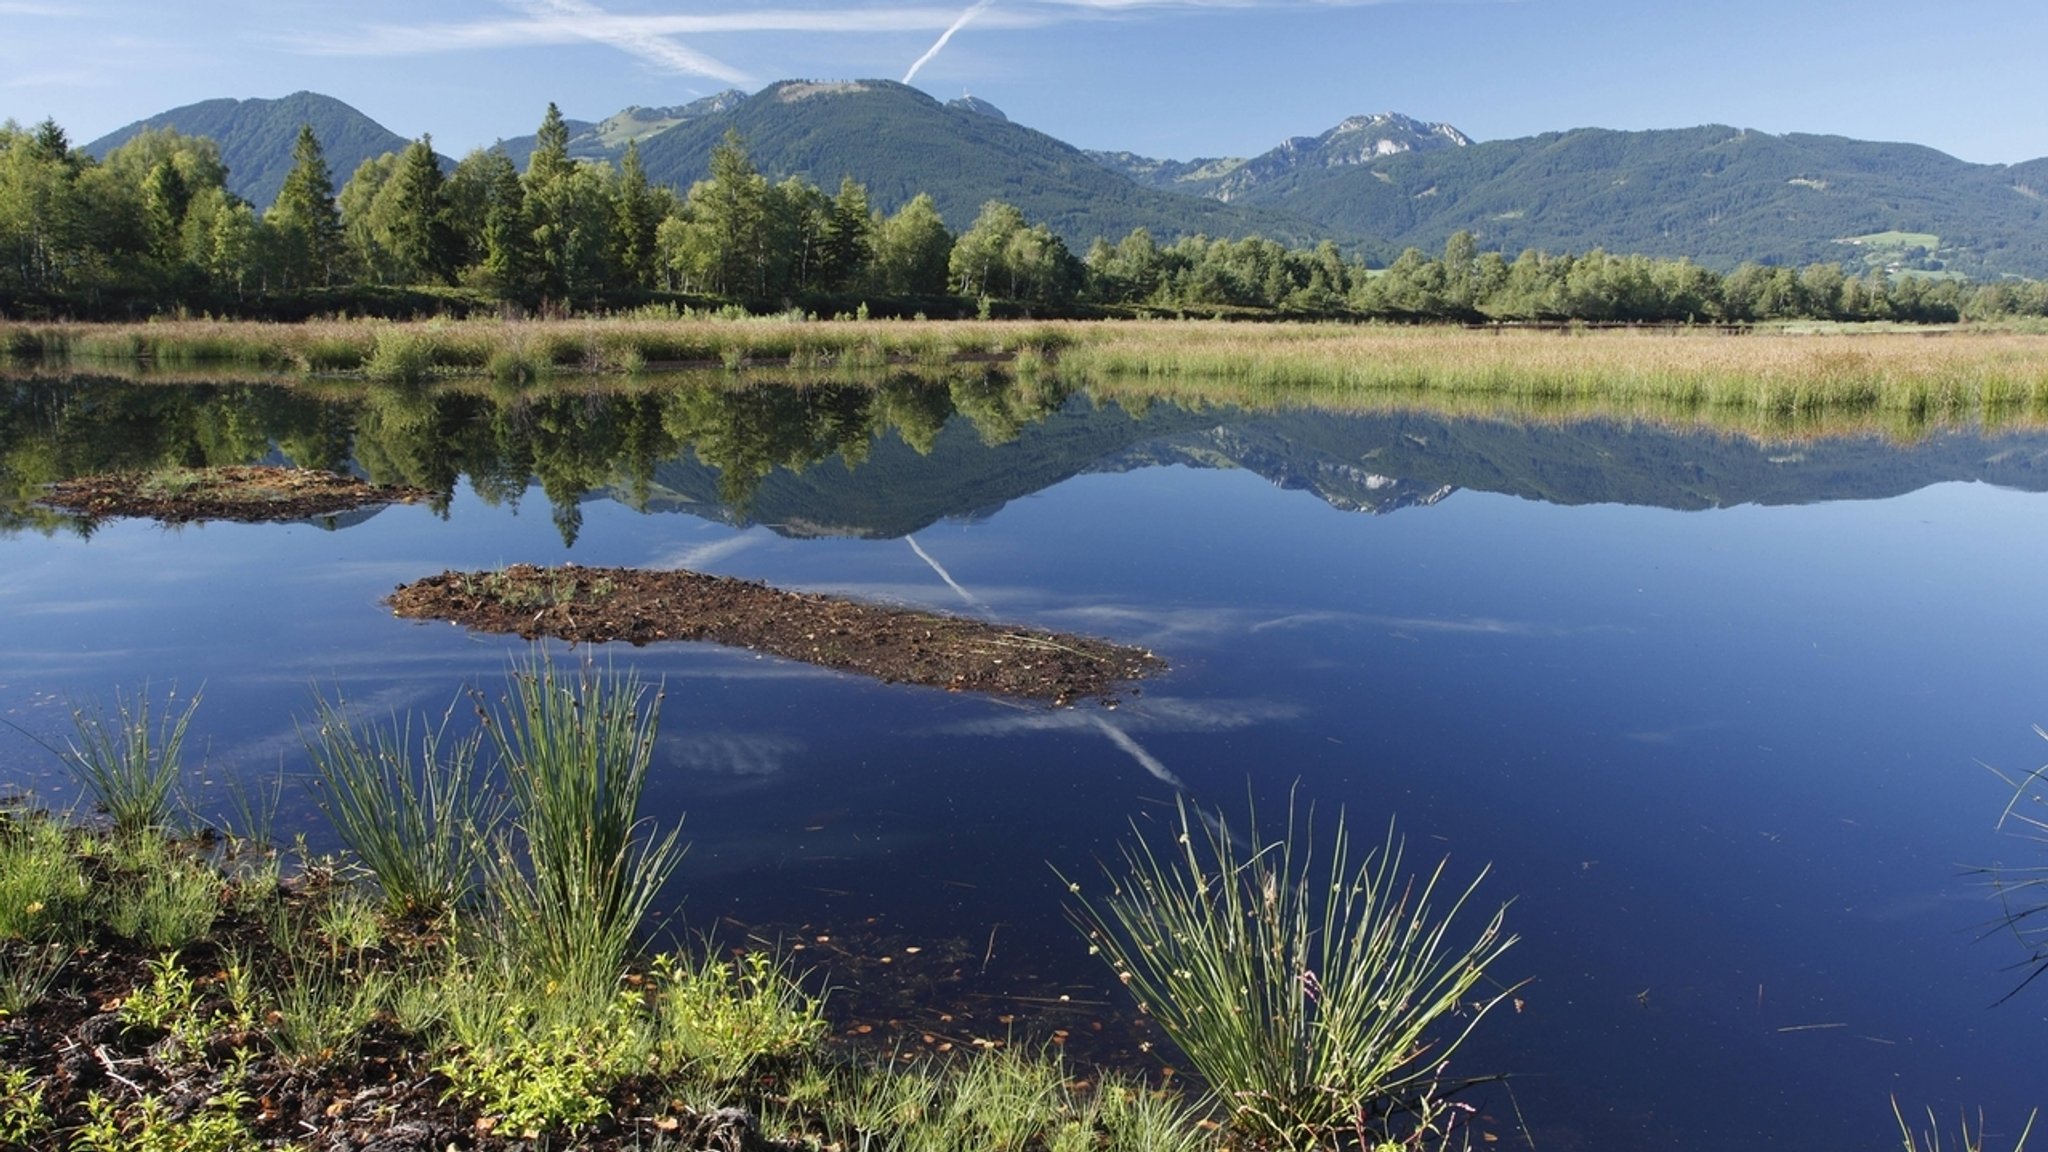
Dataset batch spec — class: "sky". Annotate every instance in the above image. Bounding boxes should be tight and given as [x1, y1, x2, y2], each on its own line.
[5, 0, 2048, 167]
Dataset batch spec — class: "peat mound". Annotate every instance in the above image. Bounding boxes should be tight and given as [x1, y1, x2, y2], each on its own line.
[37, 465, 434, 524]
[387, 564, 1164, 705]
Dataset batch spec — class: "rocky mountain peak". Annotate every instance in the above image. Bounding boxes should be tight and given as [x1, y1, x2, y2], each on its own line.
[946, 94, 1008, 122]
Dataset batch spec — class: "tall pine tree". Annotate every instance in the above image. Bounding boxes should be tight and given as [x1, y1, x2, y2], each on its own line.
[267, 124, 342, 288]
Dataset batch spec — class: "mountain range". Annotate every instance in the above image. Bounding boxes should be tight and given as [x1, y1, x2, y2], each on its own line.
[85, 82, 2048, 278]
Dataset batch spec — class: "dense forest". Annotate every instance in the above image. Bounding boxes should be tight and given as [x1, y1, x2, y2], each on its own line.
[6, 109, 2047, 325]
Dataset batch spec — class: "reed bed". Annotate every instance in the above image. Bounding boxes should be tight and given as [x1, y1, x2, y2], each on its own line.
[0, 316, 1081, 380]
[10, 316, 2047, 438]
[1052, 323, 2048, 423]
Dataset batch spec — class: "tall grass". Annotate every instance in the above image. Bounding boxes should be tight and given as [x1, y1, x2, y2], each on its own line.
[1063, 798, 1516, 1149]
[481, 654, 684, 1001]
[301, 690, 502, 917]
[61, 684, 201, 836]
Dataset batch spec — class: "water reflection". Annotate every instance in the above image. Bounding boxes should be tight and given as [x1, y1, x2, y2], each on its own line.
[6, 371, 2048, 1148]
[8, 372, 2048, 544]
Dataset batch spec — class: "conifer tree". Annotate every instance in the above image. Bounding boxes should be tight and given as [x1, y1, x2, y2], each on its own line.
[267, 124, 342, 288]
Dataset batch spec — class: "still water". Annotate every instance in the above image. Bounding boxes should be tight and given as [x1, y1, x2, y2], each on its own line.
[3, 376, 2046, 1148]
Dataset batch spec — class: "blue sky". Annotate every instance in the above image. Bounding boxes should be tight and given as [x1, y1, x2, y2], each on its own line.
[6, 0, 2047, 165]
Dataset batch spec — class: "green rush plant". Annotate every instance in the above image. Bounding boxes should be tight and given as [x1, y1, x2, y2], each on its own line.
[0, 812, 90, 941]
[1061, 797, 1517, 1150]
[302, 689, 501, 917]
[61, 684, 202, 836]
[481, 653, 684, 1001]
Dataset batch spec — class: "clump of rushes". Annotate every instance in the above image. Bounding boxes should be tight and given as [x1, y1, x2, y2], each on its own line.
[61, 684, 201, 836]
[481, 654, 684, 1003]
[301, 690, 503, 917]
[1062, 798, 1517, 1150]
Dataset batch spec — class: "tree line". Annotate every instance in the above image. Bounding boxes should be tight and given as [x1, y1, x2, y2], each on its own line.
[4, 109, 2046, 324]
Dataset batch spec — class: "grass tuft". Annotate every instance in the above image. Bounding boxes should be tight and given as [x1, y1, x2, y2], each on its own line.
[1062, 797, 1516, 1149]
[61, 684, 201, 837]
[480, 653, 684, 1002]
[302, 689, 501, 917]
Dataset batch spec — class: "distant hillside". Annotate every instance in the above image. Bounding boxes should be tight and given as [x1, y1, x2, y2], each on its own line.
[1118, 121, 2048, 278]
[631, 80, 1328, 246]
[82, 87, 2048, 277]
[84, 92, 414, 211]
[494, 90, 747, 170]
[1092, 111, 1471, 202]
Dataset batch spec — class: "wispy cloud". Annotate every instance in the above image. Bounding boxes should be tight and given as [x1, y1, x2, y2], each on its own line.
[934, 694, 1302, 737]
[0, 2, 70, 15]
[500, 0, 751, 82]
[650, 535, 758, 571]
[283, 0, 1429, 81]
[664, 730, 806, 778]
[903, 0, 995, 83]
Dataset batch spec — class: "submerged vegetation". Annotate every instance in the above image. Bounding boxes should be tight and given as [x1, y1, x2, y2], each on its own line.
[0, 660, 1518, 1149]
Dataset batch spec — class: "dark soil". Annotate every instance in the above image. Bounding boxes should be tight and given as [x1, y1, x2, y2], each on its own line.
[37, 466, 435, 524]
[386, 564, 1166, 706]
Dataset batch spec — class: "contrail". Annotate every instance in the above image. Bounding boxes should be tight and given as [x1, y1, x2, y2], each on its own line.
[1088, 714, 1185, 790]
[905, 534, 996, 619]
[903, 0, 993, 83]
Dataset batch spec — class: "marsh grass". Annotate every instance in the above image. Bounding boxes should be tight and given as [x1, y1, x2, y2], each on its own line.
[99, 832, 223, 950]
[1063, 798, 1515, 1149]
[302, 690, 501, 917]
[61, 684, 202, 836]
[0, 942, 67, 1017]
[264, 945, 391, 1068]
[480, 654, 684, 1002]
[0, 811, 91, 940]
[1982, 727, 2048, 999]
[1896, 1098, 2038, 1152]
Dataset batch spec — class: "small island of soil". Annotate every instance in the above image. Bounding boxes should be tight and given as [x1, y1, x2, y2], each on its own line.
[37, 465, 434, 524]
[387, 563, 1165, 705]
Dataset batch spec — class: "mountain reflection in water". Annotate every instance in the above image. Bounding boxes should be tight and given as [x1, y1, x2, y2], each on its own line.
[5, 371, 2048, 1150]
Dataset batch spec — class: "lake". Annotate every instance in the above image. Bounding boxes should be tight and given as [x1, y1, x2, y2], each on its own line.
[3, 373, 2045, 1148]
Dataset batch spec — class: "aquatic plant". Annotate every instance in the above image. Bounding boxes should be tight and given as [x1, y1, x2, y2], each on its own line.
[1894, 1097, 2037, 1152]
[480, 653, 684, 1001]
[302, 689, 501, 917]
[61, 684, 201, 836]
[1062, 797, 1515, 1149]
[1983, 726, 2048, 999]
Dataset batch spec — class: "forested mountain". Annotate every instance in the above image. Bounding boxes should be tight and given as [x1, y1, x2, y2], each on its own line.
[55, 83, 2048, 285]
[1090, 112, 1471, 202]
[84, 92, 413, 211]
[627, 80, 1324, 245]
[1123, 123, 2048, 278]
[495, 90, 748, 170]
